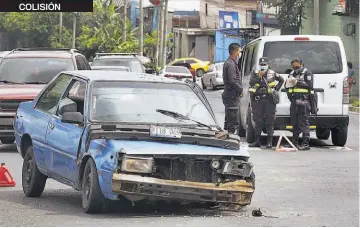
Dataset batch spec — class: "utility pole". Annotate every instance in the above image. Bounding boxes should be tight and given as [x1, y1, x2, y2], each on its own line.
[139, 0, 144, 56]
[123, 0, 127, 42]
[59, 12, 62, 44]
[155, 4, 162, 67]
[159, 0, 165, 67]
[72, 12, 77, 49]
[313, 0, 319, 35]
[259, 0, 264, 37]
[161, 0, 168, 66]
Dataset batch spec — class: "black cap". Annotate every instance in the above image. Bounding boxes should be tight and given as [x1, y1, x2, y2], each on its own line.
[259, 57, 269, 64]
[291, 58, 302, 64]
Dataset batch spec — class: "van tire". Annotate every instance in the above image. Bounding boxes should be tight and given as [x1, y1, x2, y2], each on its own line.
[316, 128, 331, 140]
[246, 108, 255, 143]
[238, 107, 246, 137]
[331, 126, 348, 147]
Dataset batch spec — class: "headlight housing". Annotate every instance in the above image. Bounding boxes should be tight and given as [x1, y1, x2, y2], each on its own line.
[121, 156, 154, 174]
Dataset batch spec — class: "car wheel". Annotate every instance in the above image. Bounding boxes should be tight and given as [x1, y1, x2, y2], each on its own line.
[316, 128, 330, 140]
[1, 137, 15, 144]
[22, 146, 47, 197]
[210, 80, 216, 91]
[82, 158, 106, 214]
[246, 108, 256, 143]
[331, 126, 348, 147]
[196, 69, 205, 77]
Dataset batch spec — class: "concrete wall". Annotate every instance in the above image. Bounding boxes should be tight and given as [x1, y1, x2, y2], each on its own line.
[199, 0, 257, 29]
[301, 0, 359, 95]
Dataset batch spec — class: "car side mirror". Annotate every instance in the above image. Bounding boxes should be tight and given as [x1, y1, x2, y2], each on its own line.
[61, 112, 84, 125]
[145, 68, 155, 74]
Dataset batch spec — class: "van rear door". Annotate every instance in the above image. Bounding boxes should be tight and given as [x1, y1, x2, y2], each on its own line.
[262, 36, 347, 116]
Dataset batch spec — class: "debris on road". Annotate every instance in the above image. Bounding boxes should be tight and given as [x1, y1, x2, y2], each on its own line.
[252, 208, 279, 218]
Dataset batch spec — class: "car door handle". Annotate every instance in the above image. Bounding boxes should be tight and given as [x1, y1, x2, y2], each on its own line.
[49, 123, 55, 130]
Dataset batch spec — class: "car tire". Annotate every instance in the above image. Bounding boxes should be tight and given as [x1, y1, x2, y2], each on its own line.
[316, 128, 330, 140]
[210, 80, 216, 91]
[331, 126, 348, 147]
[81, 158, 106, 214]
[196, 69, 205, 77]
[0, 137, 15, 144]
[22, 146, 47, 197]
[246, 108, 256, 143]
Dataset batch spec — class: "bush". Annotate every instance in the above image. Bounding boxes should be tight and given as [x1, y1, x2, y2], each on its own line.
[352, 99, 359, 107]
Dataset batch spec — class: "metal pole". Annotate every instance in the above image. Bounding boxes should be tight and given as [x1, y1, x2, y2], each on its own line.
[161, 0, 168, 66]
[259, 0, 264, 36]
[139, 0, 144, 56]
[72, 13, 77, 48]
[59, 12, 62, 44]
[155, 5, 161, 67]
[123, 0, 127, 42]
[313, 0, 319, 35]
[159, 0, 165, 67]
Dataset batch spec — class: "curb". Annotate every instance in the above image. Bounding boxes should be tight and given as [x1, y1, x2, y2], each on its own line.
[349, 106, 360, 113]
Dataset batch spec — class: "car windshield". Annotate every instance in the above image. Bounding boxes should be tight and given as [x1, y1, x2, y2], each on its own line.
[166, 66, 190, 74]
[90, 81, 216, 127]
[91, 58, 144, 73]
[0, 58, 74, 83]
[263, 41, 343, 74]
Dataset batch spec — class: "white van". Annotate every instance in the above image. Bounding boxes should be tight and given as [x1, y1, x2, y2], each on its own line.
[238, 35, 349, 147]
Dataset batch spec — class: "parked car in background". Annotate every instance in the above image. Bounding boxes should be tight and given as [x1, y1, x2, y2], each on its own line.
[91, 66, 130, 71]
[0, 48, 90, 145]
[171, 62, 196, 79]
[201, 62, 224, 90]
[14, 70, 255, 213]
[158, 66, 193, 81]
[168, 57, 211, 77]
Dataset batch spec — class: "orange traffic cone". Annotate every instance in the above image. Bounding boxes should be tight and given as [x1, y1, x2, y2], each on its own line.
[0, 163, 16, 187]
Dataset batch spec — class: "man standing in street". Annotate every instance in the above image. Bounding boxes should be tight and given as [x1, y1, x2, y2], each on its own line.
[248, 57, 284, 148]
[222, 43, 242, 134]
[285, 58, 314, 150]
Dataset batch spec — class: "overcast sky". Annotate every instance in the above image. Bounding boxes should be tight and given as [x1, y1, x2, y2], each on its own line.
[141, 0, 200, 11]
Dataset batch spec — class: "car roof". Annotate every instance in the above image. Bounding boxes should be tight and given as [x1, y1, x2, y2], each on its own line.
[94, 55, 137, 59]
[3, 50, 74, 59]
[65, 70, 188, 84]
[91, 66, 130, 69]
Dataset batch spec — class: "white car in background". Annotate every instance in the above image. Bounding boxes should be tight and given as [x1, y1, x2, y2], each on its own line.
[201, 62, 224, 90]
[158, 66, 193, 81]
[91, 66, 130, 71]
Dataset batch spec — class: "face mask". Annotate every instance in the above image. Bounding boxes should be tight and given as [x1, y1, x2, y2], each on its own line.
[259, 65, 268, 71]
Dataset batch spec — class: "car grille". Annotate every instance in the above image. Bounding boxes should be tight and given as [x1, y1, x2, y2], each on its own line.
[0, 100, 28, 111]
[154, 158, 217, 183]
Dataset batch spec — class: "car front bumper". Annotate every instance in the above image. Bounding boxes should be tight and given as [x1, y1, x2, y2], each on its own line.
[274, 115, 349, 130]
[112, 173, 254, 205]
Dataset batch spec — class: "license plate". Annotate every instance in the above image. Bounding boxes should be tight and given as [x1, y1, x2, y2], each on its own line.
[149, 125, 182, 138]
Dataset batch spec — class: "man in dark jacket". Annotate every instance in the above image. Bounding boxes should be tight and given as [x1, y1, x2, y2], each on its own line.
[248, 57, 284, 148]
[222, 43, 242, 134]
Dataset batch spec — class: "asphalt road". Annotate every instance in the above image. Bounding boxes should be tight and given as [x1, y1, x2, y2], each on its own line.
[0, 89, 359, 227]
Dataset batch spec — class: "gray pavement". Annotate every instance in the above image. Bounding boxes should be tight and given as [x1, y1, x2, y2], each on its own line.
[0, 89, 359, 226]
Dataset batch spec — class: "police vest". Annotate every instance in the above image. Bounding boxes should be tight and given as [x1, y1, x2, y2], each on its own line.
[287, 68, 309, 94]
[249, 69, 277, 94]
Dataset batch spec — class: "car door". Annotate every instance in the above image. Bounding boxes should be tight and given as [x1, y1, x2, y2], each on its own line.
[32, 74, 72, 171]
[46, 77, 87, 183]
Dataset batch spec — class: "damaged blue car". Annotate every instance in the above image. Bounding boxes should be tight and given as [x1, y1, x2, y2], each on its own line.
[14, 70, 255, 213]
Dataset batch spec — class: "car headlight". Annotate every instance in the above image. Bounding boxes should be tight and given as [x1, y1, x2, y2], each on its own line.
[121, 156, 154, 174]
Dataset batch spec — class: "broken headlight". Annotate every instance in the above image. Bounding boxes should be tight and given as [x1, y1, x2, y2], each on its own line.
[121, 156, 154, 174]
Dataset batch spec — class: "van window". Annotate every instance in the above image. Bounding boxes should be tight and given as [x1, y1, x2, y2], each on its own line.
[263, 41, 343, 74]
[244, 46, 253, 75]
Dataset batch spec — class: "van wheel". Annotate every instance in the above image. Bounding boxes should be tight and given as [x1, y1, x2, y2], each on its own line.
[331, 126, 348, 147]
[246, 108, 255, 143]
[237, 107, 246, 137]
[82, 158, 106, 213]
[1, 137, 15, 144]
[316, 128, 330, 140]
[22, 146, 47, 197]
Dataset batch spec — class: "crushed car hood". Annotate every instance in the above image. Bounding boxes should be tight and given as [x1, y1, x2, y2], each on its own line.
[0, 84, 44, 100]
[91, 139, 250, 157]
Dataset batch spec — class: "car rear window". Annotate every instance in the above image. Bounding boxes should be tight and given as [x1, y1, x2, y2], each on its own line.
[91, 58, 144, 73]
[263, 41, 343, 74]
[166, 66, 190, 74]
[0, 57, 74, 84]
[90, 81, 216, 126]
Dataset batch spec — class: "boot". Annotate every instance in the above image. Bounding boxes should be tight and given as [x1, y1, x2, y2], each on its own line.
[292, 135, 300, 149]
[249, 135, 261, 147]
[265, 135, 273, 149]
[299, 137, 310, 150]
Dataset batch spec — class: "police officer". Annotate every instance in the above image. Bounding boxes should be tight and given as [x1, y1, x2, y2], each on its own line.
[222, 43, 243, 134]
[248, 57, 284, 148]
[285, 58, 314, 150]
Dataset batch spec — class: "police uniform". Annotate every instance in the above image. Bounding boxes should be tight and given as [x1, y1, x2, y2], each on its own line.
[286, 65, 314, 150]
[248, 57, 284, 148]
[222, 56, 243, 133]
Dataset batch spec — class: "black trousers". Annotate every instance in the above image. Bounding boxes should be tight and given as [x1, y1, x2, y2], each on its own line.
[290, 98, 311, 139]
[222, 93, 240, 133]
[251, 96, 276, 136]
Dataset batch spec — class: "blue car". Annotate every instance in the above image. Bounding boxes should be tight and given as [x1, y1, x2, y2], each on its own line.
[14, 70, 255, 213]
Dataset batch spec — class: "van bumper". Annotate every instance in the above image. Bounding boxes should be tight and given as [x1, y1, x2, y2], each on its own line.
[274, 115, 349, 130]
[0, 116, 15, 138]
